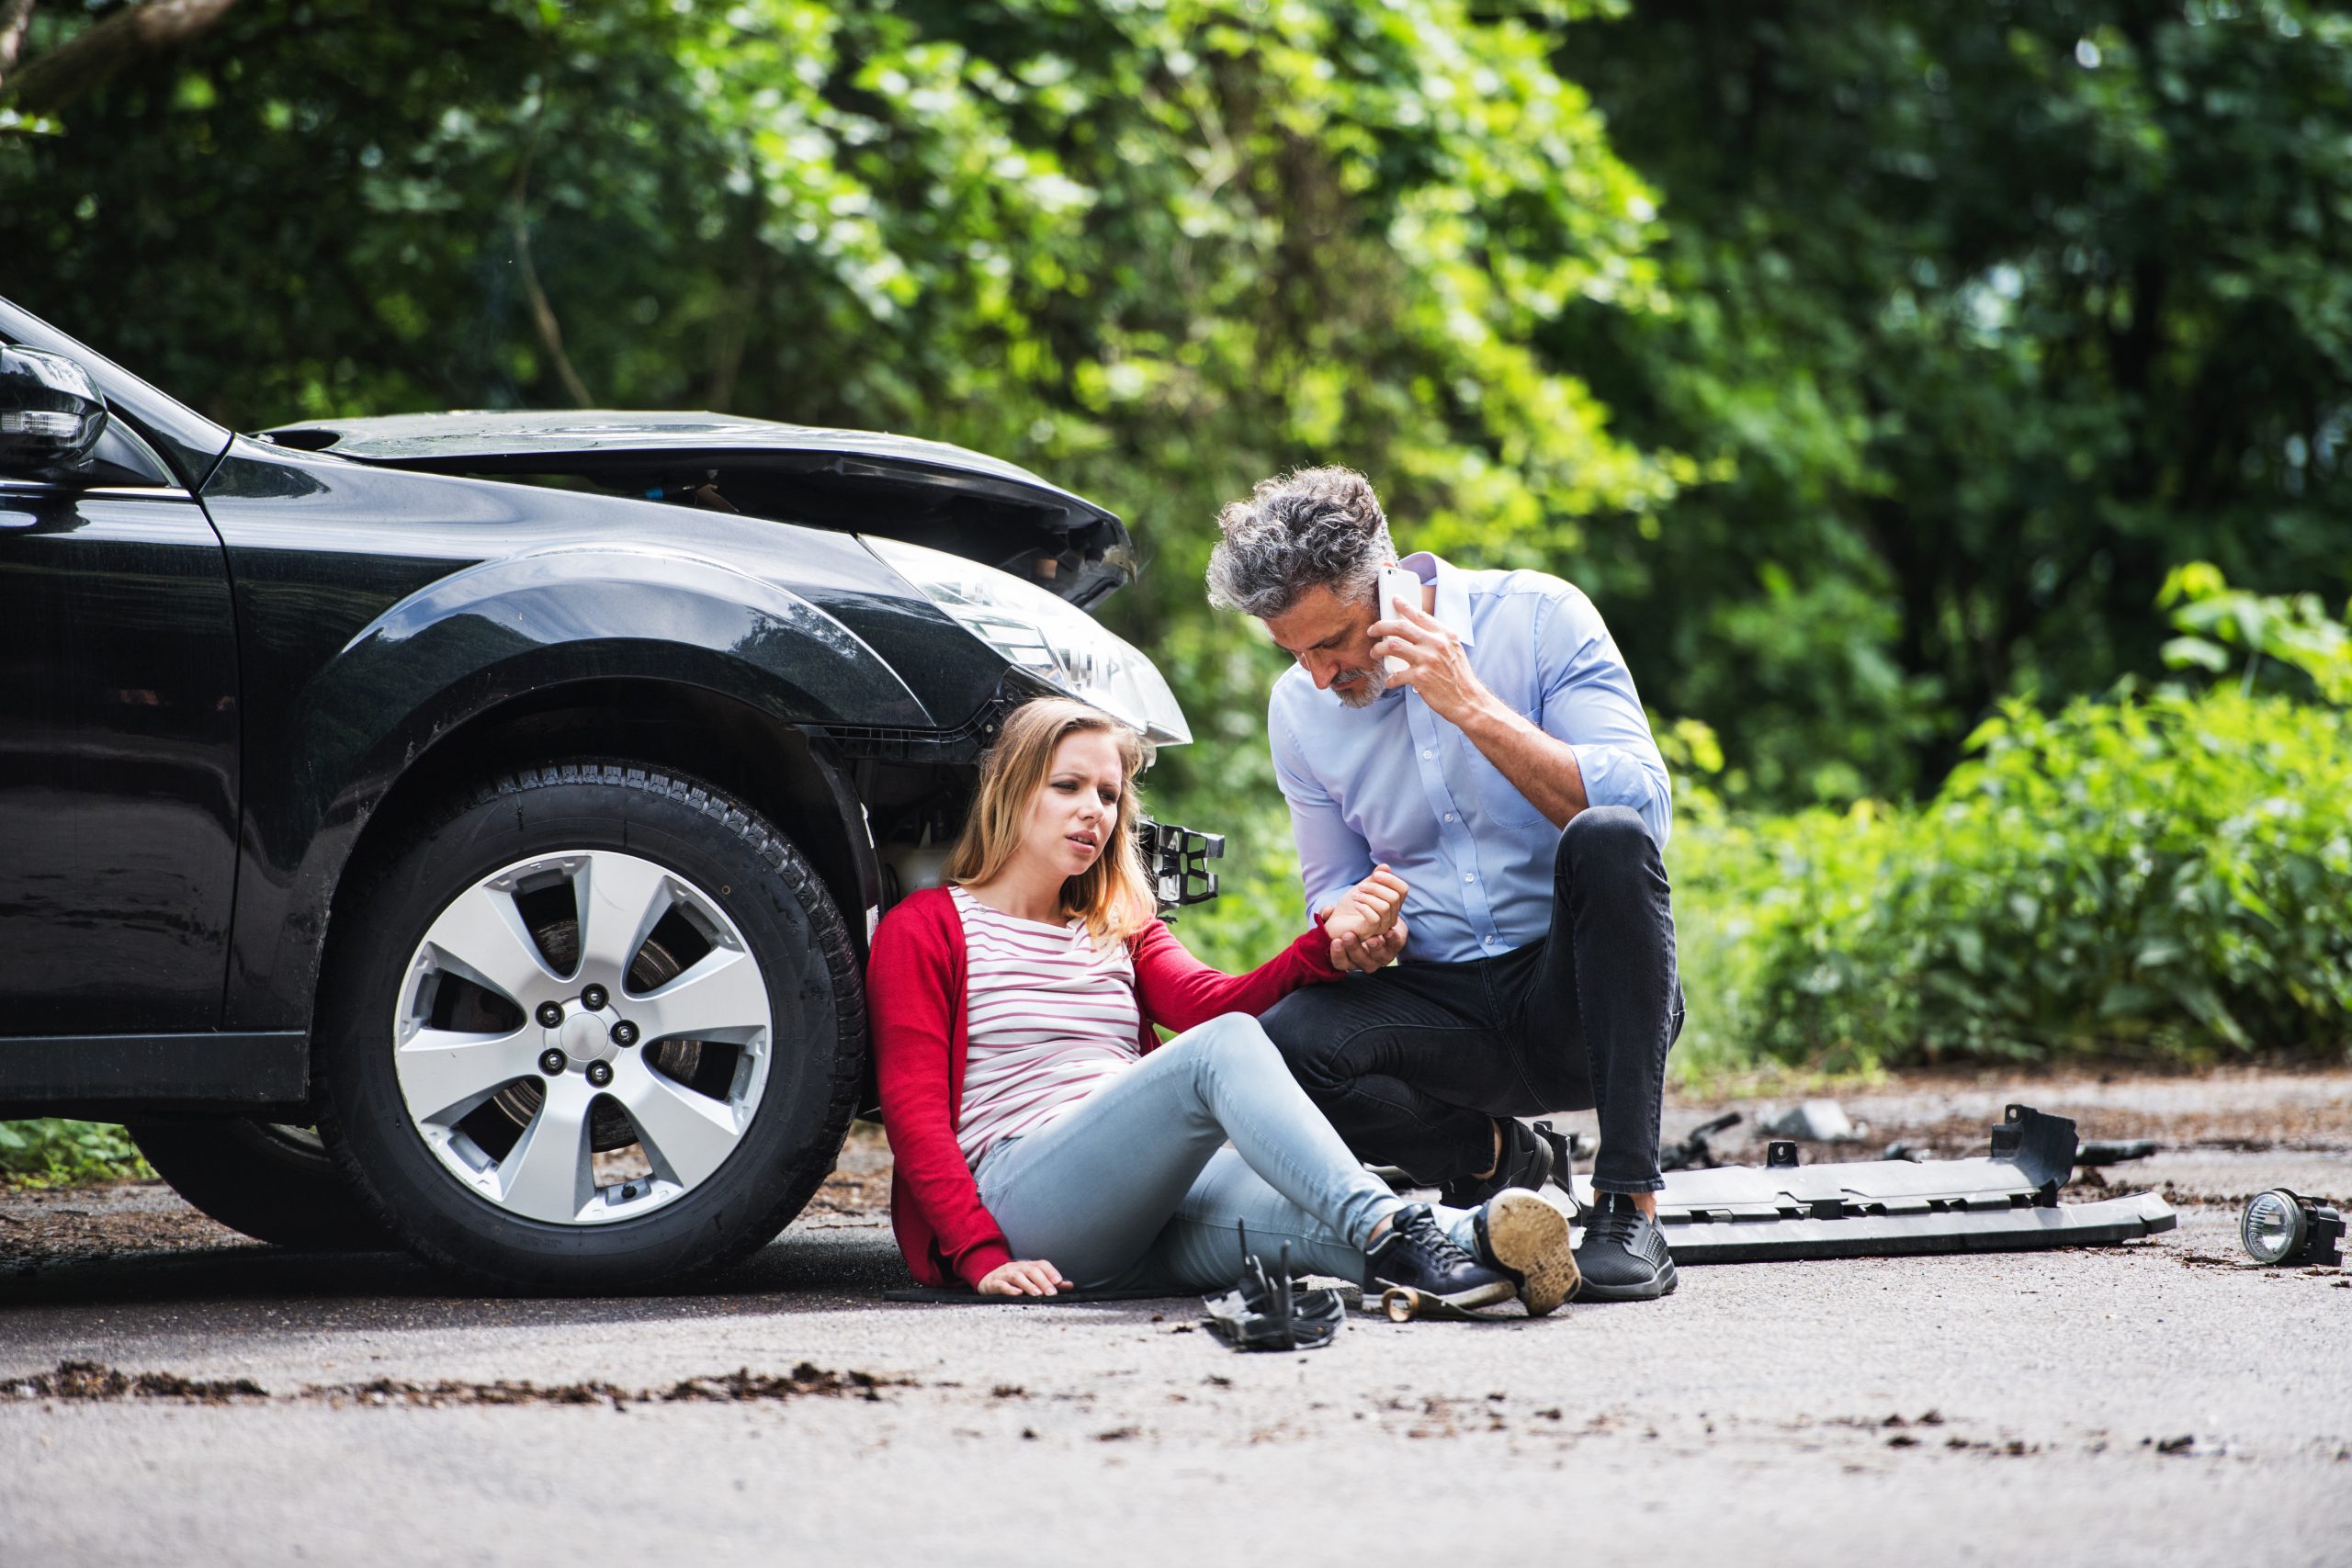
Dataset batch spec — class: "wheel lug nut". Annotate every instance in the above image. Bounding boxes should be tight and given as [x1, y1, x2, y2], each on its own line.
[611, 1021, 639, 1048]
[538, 1048, 567, 1076]
[536, 1001, 564, 1028]
[582, 984, 609, 1010]
[585, 1060, 614, 1088]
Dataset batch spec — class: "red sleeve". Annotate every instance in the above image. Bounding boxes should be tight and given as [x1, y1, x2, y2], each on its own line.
[1128, 915, 1343, 1038]
[870, 896, 1013, 1288]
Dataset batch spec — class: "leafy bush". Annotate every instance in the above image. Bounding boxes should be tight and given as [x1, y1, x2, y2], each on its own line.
[0, 1120, 151, 1187]
[1673, 685, 2352, 1071]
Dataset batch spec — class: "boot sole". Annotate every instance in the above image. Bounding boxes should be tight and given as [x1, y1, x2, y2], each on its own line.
[1482, 1190, 1578, 1316]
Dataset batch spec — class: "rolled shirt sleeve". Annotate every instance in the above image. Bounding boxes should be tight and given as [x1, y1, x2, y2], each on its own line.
[1536, 586, 1673, 850]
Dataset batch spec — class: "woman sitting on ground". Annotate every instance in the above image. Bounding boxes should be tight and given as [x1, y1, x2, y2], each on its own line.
[870, 696, 1577, 1314]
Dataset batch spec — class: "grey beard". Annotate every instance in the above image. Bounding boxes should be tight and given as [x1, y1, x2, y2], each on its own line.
[1332, 664, 1390, 708]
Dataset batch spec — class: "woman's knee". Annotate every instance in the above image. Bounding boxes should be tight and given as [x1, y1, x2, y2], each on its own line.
[1187, 1011, 1279, 1065]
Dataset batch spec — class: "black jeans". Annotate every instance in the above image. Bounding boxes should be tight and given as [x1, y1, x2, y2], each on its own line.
[1259, 806, 1684, 1195]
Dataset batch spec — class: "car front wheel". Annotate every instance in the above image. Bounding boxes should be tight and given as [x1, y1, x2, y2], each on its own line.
[316, 763, 865, 1292]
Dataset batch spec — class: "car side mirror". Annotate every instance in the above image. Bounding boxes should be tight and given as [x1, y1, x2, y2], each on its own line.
[0, 346, 109, 482]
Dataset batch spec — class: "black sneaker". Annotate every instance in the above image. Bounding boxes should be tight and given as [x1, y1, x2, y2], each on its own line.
[1573, 1191, 1678, 1302]
[1471, 1188, 1578, 1316]
[1365, 1204, 1515, 1311]
[1440, 1117, 1573, 1209]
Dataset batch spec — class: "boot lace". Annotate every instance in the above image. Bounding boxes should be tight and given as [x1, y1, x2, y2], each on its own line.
[1589, 1196, 1646, 1248]
[1393, 1206, 1473, 1269]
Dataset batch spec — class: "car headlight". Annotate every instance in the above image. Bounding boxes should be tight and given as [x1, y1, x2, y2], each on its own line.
[865, 536, 1192, 747]
[2240, 1188, 2345, 1267]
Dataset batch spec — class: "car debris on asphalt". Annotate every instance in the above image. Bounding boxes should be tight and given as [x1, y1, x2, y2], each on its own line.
[1201, 1232, 1348, 1350]
[1571, 1104, 2177, 1264]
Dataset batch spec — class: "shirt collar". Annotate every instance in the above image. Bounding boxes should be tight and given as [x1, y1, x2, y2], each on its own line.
[1400, 550, 1476, 647]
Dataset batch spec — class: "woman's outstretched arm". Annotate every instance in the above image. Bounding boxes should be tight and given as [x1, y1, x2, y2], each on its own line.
[1127, 913, 1340, 1037]
[1127, 865, 1407, 1034]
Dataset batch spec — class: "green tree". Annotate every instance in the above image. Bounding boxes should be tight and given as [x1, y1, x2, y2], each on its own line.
[1549, 0, 2352, 801]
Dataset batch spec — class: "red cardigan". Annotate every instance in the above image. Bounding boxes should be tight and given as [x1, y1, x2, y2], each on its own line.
[868, 886, 1343, 1288]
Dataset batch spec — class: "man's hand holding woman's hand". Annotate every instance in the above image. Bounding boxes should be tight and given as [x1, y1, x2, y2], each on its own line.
[978, 1258, 1070, 1296]
[1318, 864, 1410, 974]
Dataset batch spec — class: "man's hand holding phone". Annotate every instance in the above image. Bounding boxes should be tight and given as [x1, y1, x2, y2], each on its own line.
[1371, 564, 1493, 727]
[1376, 565, 1420, 678]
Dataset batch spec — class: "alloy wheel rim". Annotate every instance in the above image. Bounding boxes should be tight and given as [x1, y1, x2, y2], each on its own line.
[391, 850, 774, 1225]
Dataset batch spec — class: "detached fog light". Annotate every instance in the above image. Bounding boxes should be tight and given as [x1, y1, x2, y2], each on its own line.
[2239, 1189, 2345, 1267]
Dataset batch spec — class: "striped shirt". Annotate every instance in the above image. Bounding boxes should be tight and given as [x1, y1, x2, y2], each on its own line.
[950, 885, 1142, 1166]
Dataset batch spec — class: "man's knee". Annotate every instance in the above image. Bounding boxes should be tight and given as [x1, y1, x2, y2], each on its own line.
[1255, 991, 1351, 1088]
[1555, 805, 1659, 884]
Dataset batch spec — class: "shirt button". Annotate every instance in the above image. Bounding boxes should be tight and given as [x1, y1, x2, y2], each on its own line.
[1483, 934, 1498, 945]
[1443, 812, 1455, 822]
[1463, 872, 1476, 883]
[1420, 749, 1434, 760]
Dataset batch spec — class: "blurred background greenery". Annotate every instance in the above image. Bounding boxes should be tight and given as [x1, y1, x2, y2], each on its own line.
[4, 0, 2348, 1156]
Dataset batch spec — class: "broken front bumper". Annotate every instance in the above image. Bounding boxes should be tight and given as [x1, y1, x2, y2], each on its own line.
[1571, 1105, 2178, 1264]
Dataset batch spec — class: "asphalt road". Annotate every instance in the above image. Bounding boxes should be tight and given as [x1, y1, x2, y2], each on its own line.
[4, 1069, 2347, 1566]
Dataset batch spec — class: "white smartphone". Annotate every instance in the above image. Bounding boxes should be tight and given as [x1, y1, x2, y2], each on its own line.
[1376, 564, 1420, 676]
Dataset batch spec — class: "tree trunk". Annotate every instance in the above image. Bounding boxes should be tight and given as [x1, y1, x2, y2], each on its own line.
[8, 0, 242, 115]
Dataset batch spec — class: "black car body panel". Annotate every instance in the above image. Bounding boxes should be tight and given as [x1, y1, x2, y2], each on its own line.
[0, 477, 243, 1038]
[1, 296, 1186, 1119]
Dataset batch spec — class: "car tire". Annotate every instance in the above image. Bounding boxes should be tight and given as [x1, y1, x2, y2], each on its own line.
[315, 762, 865, 1292]
[125, 1116, 401, 1251]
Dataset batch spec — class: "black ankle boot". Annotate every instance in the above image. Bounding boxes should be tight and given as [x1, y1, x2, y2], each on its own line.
[1573, 1191, 1678, 1302]
[1364, 1205, 1515, 1310]
[1440, 1117, 1570, 1209]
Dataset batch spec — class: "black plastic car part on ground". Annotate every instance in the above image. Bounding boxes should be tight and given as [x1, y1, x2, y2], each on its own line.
[1567, 1105, 2178, 1264]
[0, 293, 1207, 1290]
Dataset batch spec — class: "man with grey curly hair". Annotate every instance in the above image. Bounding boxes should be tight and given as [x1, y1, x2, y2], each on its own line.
[1205, 465, 1684, 1302]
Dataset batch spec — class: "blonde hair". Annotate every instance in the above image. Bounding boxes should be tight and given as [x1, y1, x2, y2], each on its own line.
[946, 697, 1156, 944]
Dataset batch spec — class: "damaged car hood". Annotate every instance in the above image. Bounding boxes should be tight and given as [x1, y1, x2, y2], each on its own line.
[263, 410, 1136, 608]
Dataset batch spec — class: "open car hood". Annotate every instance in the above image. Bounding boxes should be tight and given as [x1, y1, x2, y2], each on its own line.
[263, 410, 1136, 608]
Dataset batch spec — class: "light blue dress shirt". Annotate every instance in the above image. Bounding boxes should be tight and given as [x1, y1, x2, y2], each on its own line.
[1268, 551, 1671, 965]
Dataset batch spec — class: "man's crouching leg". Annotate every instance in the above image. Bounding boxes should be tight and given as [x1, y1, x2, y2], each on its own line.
[1542, 805, 1684, 1301]
[1256, 976, 1500, 1188]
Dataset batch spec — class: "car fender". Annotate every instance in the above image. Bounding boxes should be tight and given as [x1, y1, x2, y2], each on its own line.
[247, 546, 920, 1032]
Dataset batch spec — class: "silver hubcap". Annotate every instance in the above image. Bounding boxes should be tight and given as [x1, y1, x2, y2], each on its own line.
[392, 850, 773, 1225]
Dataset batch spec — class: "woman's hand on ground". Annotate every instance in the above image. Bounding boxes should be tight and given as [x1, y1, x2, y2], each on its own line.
[977, 1258, 1070, 1297]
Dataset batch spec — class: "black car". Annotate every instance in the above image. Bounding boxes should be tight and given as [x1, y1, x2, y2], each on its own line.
[0, 295, 1218, 1291]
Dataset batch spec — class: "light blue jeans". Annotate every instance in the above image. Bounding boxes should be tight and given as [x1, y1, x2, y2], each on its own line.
[973, 1011, 1476, 1292]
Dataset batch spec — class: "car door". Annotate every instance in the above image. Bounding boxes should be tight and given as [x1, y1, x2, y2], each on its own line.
[0, 414, 242, 1036]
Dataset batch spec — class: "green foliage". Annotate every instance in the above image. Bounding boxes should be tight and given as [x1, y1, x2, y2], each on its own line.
[0, 1120, 152, 1187]
[1553, 0, 2352, 801]
[1673, 683, 2352, 1072]
[2160, 560, 2352, 703]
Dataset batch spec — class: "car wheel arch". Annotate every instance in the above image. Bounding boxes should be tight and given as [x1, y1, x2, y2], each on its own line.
[299, 678, 881, 1048]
